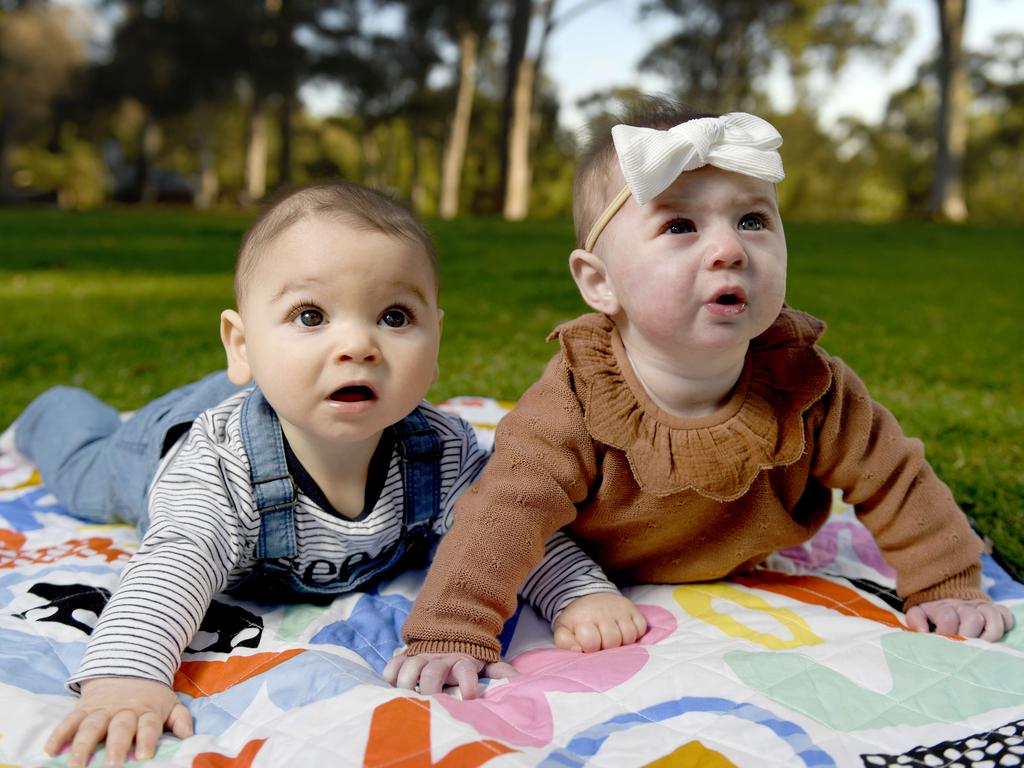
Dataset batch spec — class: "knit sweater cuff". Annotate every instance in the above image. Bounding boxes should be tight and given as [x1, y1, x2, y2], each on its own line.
[901, 562, 987, 610]
[403, 640, 502, 663]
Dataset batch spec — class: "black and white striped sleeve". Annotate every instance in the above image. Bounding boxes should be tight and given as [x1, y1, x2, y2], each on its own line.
[425, 405, 491, 536]
[519, 530, 621, 624]
[67, 403, 252, 692]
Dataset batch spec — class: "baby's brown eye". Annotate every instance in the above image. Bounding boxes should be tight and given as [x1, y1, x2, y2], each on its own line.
[668, 219, 695, 234]
[380, 309, 409, 328]
[298, 309, 324, 327]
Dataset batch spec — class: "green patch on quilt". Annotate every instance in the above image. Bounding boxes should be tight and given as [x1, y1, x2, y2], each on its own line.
[726, 630, 1024, 730]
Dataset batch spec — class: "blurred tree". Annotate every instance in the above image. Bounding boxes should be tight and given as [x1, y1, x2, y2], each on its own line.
[93, 0, 250, 203]
[502, 0, 615, 220]
[326, 13, 441, 195]
[392, 0, 495, 219]
[636, 0, 907, 113]
[238, 0, 366, 200]
[964, 31, 1024, 220]
[501, 0, 556, 221]
[930, 0, 969, 221]
[0, 3, 85, 200]
[498, 0, 531, 215]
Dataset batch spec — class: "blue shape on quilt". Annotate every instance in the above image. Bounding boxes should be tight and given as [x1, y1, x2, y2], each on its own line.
[0, 487, 63, 531]
[309, 591, 409, 673]
[186, 646, 386, 735]
[0, 627, 85, 695]
[308, 591, 525, 674]
[537, 696, 834, 768]
[983, 554, 1024, 601]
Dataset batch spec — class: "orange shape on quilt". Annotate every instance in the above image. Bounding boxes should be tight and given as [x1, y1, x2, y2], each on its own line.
[0, 528, 131, 569]
[174, 649, 305, 698]
[192, 738, 266, 768]
[363, 697, 516, 768]
[730, 571, 909, 630]
[644, 740, 736, 767]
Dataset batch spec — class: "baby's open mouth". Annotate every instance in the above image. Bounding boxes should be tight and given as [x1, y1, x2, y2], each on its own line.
[709, 287, 747, 306]
[329, 385, 375, 403]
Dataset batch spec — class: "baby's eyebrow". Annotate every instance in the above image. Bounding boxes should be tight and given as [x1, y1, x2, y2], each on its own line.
[269, 280, 316, 303]
[384, 281, 433, 305]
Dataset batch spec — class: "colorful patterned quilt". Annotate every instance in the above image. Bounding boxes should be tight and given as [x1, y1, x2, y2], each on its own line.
[1, 397, 1022, 767]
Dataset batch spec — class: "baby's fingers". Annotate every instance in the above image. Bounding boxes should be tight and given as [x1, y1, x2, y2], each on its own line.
[632, 610, 648, 640]
[382, 654, 413, 687]
[553, 624, 582, 652]
[571, 621, 604, 653]
[616, 613, 644, 646]
[45, 708, 87, 758]
[481, 660, 518, 681]
[103, 709, 141, 766]
[978, 603, 1014, 642]
[166, 703, 194, 740]
[131, 710, 168, 762]
[67, 711, 115, 768]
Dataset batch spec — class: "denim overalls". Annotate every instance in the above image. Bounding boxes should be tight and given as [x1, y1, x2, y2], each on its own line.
[15, 373, 442, 601]
[228, 386, 441, 602]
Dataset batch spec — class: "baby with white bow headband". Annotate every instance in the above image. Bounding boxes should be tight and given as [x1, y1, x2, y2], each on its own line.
[387, 98, 1011, 697]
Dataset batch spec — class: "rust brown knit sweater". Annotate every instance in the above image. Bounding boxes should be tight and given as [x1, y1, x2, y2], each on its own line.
[403, 308, 986, 661]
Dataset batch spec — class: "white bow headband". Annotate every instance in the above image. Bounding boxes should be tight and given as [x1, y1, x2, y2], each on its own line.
[583, 112, 785, 252]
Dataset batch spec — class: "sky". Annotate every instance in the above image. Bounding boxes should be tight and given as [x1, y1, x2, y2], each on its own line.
[543, 0, 1024, 135]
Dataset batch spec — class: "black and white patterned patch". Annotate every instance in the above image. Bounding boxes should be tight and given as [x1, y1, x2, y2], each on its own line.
[862, 718, 1024, 767]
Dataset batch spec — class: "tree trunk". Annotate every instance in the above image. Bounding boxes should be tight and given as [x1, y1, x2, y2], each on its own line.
[410, 135, 427, 213]
[361, 130, 382, 189]
[504, 0, 557, 220]
[243, 92, 268, 204]
[138, 114, 162, 204]
[499, 0, 532, 213]
[503, 58, 536, 220]
[930, 0, 969, 222]
[0, 109, 14, 201]
[194, 103, 219, 209]
[278, 88, 295, 190]
[439, 28, 479, 219]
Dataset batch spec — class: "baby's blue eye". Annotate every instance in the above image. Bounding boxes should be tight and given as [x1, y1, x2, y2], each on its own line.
[380, 309, 410, 328]
[668, 219, 695, 234]
[298, 309, 324, 327]
[739, 214, 766, 231]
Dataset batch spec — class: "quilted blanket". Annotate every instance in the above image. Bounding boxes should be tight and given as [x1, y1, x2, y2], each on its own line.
[1, 397, 1022, 767]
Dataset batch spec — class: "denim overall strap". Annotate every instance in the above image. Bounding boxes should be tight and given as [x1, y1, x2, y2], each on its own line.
[239, 387, 297, 561]
[392, 408, 442, 540]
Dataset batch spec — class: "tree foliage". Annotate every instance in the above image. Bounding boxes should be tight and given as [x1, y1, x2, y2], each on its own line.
[1, 0, 1021, 222]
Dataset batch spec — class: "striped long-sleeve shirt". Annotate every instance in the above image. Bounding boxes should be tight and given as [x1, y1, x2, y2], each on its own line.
[69, 390, 616, 691]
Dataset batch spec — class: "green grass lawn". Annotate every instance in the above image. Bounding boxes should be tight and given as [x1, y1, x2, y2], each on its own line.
[1, 208, 1021, 577]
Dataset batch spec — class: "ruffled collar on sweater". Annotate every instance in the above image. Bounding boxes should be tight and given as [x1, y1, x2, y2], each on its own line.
[551, 307, 833, 500]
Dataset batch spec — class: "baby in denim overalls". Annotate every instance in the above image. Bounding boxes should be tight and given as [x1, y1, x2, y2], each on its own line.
[10, 181, 623, 767]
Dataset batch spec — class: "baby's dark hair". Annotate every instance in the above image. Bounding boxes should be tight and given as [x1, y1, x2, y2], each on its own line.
[234, 181, 438, 306]
[573, 97, 719, 249]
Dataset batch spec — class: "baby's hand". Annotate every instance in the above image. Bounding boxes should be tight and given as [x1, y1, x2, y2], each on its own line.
[906, 598, 1014, 642]
[45, 676, 192, 767]
[383, 652, 518, 700]
[552, 592, 647, 652]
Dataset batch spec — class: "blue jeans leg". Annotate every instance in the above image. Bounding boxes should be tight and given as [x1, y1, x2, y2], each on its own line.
[14, 372, 241, 529]
[14, 386, 146, 526]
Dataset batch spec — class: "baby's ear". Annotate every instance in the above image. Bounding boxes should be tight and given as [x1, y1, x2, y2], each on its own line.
[220, 309, 253, 386]
[568, 249, 620, 316]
